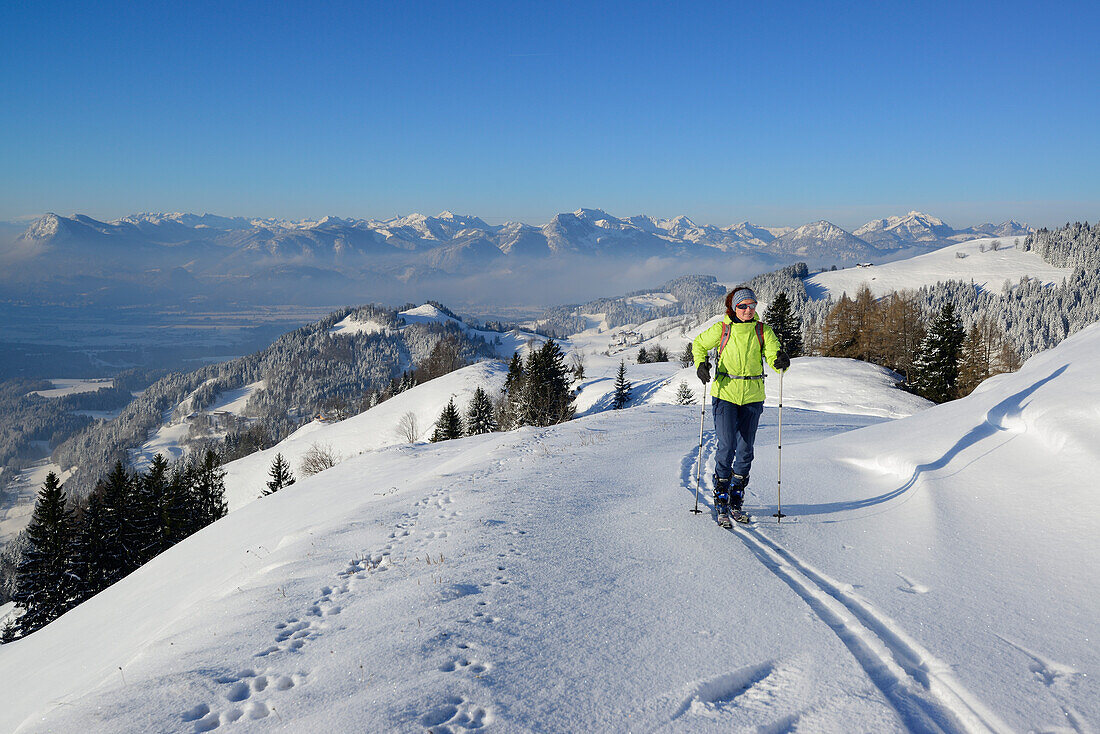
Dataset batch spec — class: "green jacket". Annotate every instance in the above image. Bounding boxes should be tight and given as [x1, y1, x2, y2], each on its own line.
[692, 315, 783, 405]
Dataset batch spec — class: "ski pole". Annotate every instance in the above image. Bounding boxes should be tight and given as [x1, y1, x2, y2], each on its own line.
[691, 391, 706, 514]
[773, 369, 787, 522]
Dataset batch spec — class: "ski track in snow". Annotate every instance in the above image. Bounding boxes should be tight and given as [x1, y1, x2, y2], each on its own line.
[679, 438, 1012, 734]
[180, 473, 505, 732]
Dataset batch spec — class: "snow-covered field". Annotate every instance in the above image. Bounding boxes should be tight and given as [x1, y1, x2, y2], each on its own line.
[2, 319, 1097, 732]
[131, 380, 267, 470]
[805, 237, 1072, 299]
[28, 378, 114, 399]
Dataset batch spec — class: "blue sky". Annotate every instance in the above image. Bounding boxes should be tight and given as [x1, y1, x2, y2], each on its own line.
[2, 0, 1098, 229]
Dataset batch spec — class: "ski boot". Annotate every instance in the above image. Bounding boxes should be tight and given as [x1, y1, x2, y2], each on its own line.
[729, 474, 751, 524]
[713, 474, 733, 528]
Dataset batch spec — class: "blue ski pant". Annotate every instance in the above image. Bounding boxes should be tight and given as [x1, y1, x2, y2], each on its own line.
[712, 398, 764, 481]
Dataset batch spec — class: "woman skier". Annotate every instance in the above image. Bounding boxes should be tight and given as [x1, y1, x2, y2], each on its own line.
[693, 286, 790, 526]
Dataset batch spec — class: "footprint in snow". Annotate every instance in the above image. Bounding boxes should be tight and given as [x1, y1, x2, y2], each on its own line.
[672, 660, 801, 721]
[183, 670, 303, 731]
[419, 695, 494, 731]
[895, 572, 930, 594]
[996, 634, 1081, 687]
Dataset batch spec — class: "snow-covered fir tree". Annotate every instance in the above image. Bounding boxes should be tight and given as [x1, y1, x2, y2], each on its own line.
[264, 453, 296, 496]
[6, 472, 76, 640]
[515, 340, 574, 427]
[674, 381, 696, 405]
[465, 387, 497, 436]
[431, 398, 464, 442]
[910, 303, 965, 403]
[612, 360, 632, 409]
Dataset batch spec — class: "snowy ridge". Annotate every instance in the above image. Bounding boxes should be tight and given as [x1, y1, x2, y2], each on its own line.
[804, 236, 1070, 299]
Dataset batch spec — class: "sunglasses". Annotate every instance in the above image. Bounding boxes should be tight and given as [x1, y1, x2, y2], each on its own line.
[735, 303, 757, 311]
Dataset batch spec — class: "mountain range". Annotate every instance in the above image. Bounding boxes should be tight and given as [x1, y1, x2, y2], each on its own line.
[0, 209, 1031, 308]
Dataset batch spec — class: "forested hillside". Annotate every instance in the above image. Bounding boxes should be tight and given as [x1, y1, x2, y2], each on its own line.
[761, 223, 1100, 362]
[49, 304, 502, 502]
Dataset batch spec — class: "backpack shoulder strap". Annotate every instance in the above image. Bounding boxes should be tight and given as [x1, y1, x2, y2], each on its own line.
[717, 322, 731, 362]
[756, 322, 767, 372]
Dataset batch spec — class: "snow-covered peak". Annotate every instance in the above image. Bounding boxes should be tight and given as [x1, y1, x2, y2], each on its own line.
[399, 303, 460, 325]
[572, 207, 615, 222]
[21, 212, 63, 240]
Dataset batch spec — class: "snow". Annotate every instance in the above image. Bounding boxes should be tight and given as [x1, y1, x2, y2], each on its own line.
[624, 292, 680, 309]
[130, 380, 266, 470]
[327, 315, 391, 336]
[805, 236, 1071, 299]
[221, 361, 508, 511]
[4, 318, 1098, 731]
[0, 462, 73, 545]
[397, 304, 542, 359]
[28, 378, 113, 399]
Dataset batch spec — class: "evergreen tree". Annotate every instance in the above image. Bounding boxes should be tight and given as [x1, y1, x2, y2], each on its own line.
[613, 360, 632, 409]
[69, 489, 111, 600]
[137, 454, 171, 561]
[650, 345, 669, 362]
[191, 449, 228, 527]
[505, 351, 525, 393]
[431, 398, 464, 442]
[465, 387, 497, 435]
[674, 380, 696, 405]
[264, 452, 296, 496]
[516, 339, 575, 427]
[637, 346, 650, 364]
[8, 472, 76, 638]
[763, 292, 803, 357]
[910, 303, 965, 403]
[163, 460, 198, 544]
[96, 460, 141, 586]
[680, 342, 695, 367]
[497, 351, 526, 430]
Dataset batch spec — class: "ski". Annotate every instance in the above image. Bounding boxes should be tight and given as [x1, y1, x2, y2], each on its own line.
[716, 511, 732, 529]
[731, 509, 751, 524]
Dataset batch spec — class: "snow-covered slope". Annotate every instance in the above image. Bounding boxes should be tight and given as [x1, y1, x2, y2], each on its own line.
[804, 236, 1071, 299]
[3, 321, 1097, 732]
[222, 361, 508, 511]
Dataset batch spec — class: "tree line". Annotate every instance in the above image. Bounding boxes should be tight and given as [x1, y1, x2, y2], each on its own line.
[2, 451, 228, 641]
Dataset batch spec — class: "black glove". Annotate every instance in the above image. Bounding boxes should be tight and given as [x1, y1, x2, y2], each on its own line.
[774, 350, 791, 371]
[696, 362, 711, 384]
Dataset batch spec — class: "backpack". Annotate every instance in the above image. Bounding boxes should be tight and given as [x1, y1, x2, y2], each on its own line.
[717, 321, 766, 375]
